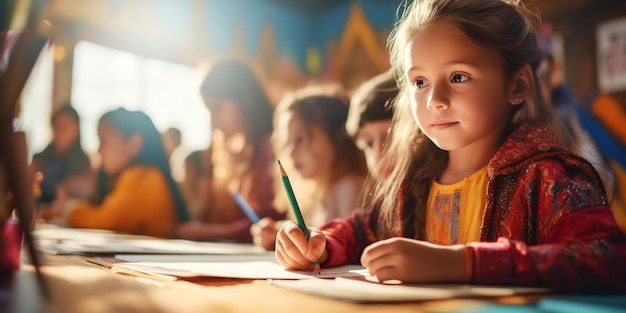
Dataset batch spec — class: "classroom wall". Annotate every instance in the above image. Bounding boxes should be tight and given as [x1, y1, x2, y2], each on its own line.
[45, 0, 402, 108]
[43, 0, 626, 110]
[541, 0, 626, 107]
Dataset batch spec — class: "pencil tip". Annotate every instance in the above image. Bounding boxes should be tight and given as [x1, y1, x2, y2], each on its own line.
[313, 263, 321, 275]
[277, 160, 287, 176]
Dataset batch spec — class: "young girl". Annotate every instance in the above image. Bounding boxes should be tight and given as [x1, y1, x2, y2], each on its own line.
[346, 71, 397, 180]
[176, 58, 284, 242]
[276, 0, 626, 292]
[251, 88, 368, 250]
[51, 108, 189, 238]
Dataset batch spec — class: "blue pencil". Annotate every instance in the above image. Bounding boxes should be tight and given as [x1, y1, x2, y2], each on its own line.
[233, 192, 261, 223]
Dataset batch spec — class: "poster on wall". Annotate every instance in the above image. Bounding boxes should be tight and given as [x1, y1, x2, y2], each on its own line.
[597, 17, 626, 93]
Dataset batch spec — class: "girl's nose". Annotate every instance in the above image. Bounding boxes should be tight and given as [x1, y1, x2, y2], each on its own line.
[426, 85, 450, 110]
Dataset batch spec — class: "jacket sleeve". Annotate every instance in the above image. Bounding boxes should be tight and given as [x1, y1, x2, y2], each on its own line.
[319, 202, 381, 267]
[468, 159, 626, 292]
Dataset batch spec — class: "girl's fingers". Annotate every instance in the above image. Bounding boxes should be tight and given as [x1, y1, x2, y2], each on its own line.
[361, 246, 391, 273]
[361, 239, 393, 267]
[276, 226, 313, 269]
[279, 222, 309, 255]
[258, 217, 275, 229]
[259, 226, 277, 250]
[275, 240, 295, 268]
[369, 265, 398, 283]
[250, 223, 261, 237]
[275, 237, 312, 270]
[306, 231, 326, 262]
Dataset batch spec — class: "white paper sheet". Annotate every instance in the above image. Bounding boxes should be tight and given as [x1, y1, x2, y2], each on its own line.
[113, 261, 369, 279]
[33, 227, 266, 255]
[115, 253, 277, 263]
[270, 276, 552, 302]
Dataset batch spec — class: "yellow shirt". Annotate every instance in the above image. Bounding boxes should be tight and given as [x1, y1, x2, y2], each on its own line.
[425, 167, 488, 245]
[69, 165, 177, 238]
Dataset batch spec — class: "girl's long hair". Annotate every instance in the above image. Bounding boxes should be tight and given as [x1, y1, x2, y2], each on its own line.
[374, 0, 552, 237]
[200, 58, 274, 166]
[92, 108, 189, 222]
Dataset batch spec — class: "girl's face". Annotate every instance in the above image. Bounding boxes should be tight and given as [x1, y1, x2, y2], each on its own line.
[355, 119, 392, 178]
[52, 113, 79, 153]
[97, 120, 142, 175]
[285, 113, 334, 180]
[203, 96, 244, 139]
[405, 21, 514, 156]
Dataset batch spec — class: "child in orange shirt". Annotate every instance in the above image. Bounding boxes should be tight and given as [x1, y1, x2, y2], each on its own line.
[48, 108, 188, 238]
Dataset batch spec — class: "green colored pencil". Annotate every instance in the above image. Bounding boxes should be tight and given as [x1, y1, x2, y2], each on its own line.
[277, 160, 320, 273]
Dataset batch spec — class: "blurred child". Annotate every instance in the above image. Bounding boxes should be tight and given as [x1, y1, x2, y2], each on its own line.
[32, 105, 93, 208]
[179, 149, 204, 219]
[537, 54, 615, 196]
[251, 87, 368, 250]
[48, 108, 188, 238]
[162, 127, 182, 158]
[275, 0, 626, 292]
[176, 58, 284, 242]
[346, 71, 398, 180]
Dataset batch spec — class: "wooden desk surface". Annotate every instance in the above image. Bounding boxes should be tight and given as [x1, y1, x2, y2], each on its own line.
[2, 254, 541, 313]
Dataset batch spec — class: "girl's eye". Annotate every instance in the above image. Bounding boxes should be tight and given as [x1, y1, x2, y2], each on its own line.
[414, 79, 429, 89]
[451, 73, 469, 83]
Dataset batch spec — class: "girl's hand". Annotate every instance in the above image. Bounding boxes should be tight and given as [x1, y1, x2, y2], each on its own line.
[361, 237, 466, 283]
[250, 217, 278, 250]
[275, 221, 327, 270]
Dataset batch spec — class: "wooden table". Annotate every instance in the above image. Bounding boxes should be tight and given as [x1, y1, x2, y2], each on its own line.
[1, 253, 543, 313]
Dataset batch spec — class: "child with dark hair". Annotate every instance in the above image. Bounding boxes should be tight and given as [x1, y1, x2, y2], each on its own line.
[176, 58, 284, 242]
[347, 71, 398, 180]
[32, 105, 93, 206]
[46, 108, 188, 238]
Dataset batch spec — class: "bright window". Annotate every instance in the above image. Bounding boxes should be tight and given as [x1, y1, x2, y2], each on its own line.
[20, 43, 54, 158]
[71, 41, 211, 178]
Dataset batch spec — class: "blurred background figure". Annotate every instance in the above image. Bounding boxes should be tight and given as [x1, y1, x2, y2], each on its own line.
[41, 108, 188, 238]
[162, 126, 189, 183]
[31, 105, 93, 210]
[346, 70, 398, 181]
[179, 149, 205, 219]
[176, 58, 284, 242]
[251, 86, 367, 250]
[162, 127, 182, 158]
[538, 54, 615, 198]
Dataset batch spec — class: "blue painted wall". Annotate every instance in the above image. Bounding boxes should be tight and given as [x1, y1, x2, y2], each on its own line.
[197, 0, 402, 72]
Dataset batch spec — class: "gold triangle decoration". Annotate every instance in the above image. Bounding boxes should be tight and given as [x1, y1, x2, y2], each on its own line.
[334, 3, 387, 75]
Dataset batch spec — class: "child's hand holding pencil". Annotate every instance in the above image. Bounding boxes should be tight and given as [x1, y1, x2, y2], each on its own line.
[275, 160, 325, 273]
[275, 221, 327, 272]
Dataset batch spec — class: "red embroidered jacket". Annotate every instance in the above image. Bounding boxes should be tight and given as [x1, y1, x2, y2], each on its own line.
[319, 122, 626, 292]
